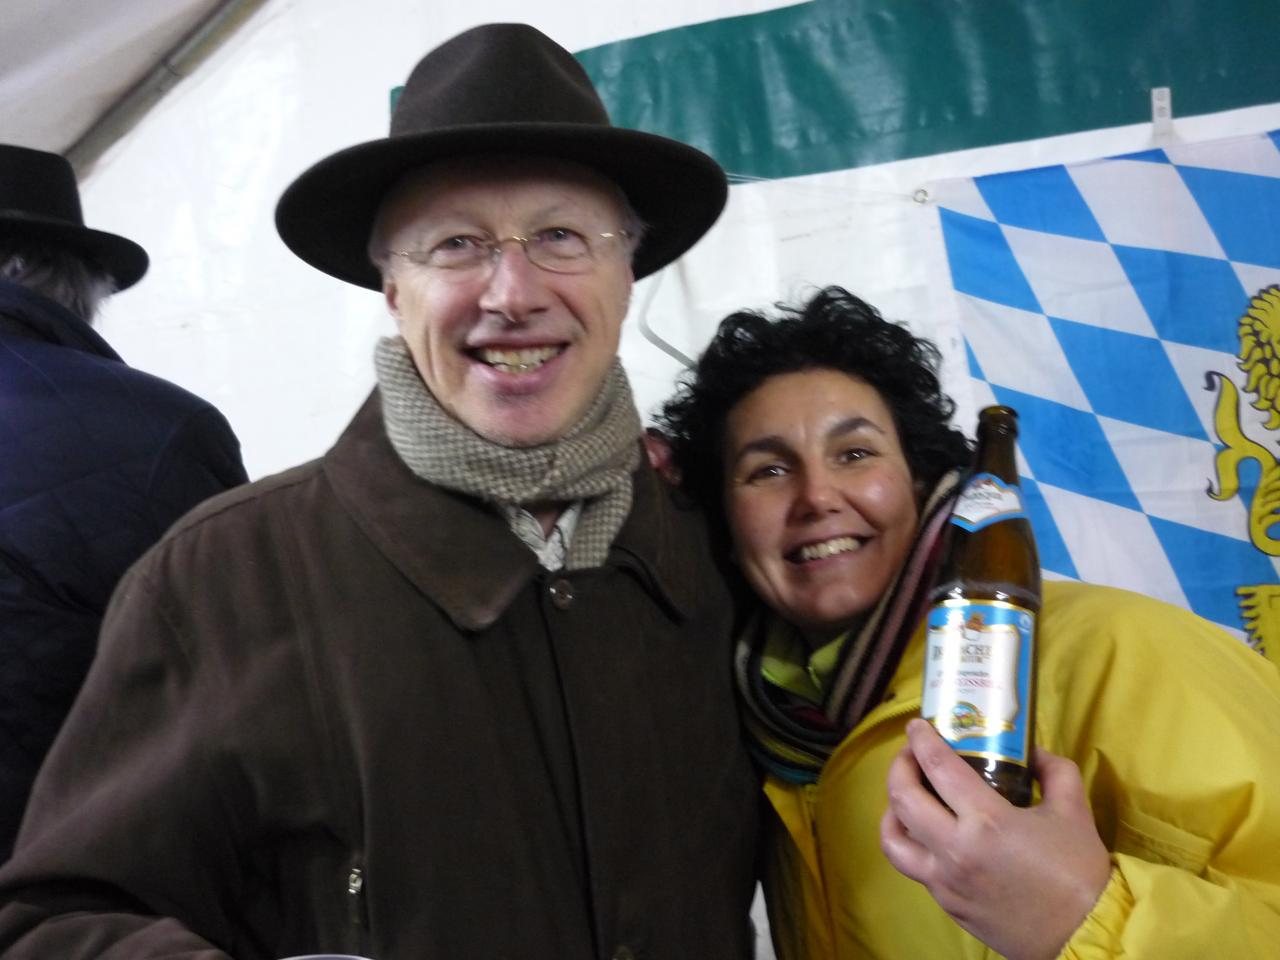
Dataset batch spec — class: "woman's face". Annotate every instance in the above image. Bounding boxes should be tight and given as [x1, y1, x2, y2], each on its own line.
[723, 369, 920, 638]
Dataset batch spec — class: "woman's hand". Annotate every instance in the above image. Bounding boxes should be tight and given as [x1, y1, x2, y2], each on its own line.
[879, 718, 1112, 960]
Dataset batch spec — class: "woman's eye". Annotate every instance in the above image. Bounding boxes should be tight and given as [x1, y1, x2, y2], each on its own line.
[744, 463, 787, 483]
[838, 447, 872, 464]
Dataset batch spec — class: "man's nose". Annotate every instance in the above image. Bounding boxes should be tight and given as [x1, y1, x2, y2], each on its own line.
[477, 240, 549, 322]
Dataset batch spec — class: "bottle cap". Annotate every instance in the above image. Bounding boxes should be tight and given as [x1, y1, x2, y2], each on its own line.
[978, 405, 1019, 435]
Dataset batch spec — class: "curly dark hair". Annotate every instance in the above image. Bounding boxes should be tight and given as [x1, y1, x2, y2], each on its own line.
[656, 286, 973, 524]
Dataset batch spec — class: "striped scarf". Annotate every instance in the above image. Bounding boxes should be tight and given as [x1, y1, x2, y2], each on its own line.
[735, 471, 962, 784]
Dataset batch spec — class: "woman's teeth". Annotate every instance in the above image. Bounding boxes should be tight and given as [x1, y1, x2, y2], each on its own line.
[796, 536, 862, 562]
[477, 346, 561, 373]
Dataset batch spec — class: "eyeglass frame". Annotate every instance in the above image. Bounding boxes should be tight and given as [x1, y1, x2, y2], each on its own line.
[386, 228, 633, 279]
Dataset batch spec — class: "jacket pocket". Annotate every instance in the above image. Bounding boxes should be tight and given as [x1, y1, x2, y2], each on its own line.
[1114, 803, 1213, 874]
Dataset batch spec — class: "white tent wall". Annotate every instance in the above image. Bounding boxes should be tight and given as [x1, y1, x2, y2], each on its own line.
[0, 0, 227, 153]
[80, 0, 1280, 479]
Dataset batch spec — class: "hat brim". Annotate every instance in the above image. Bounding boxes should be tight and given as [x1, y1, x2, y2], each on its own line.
[274, 123, 728, 290]
[0, 213, 149, 291]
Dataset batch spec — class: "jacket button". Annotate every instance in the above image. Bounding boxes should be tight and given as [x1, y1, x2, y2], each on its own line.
[548, 578, 575, 610]
[611, 947, 636, 960]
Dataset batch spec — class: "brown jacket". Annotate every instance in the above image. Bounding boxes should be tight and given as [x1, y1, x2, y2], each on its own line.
[0, 395, 759, 960]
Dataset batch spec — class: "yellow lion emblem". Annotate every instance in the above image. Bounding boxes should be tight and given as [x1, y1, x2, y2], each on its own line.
[1208, 285, 1280, 663]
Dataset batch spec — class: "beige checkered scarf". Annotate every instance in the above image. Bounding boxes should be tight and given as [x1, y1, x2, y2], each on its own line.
[374, 336, 641, 569]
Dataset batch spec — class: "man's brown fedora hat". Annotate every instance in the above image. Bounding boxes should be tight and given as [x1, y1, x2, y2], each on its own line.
[275, 22, 728, 290]
[0, 144, 148, 291]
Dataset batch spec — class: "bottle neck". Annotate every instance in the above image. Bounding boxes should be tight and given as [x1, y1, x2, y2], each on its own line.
[973, 423, 1019, 485]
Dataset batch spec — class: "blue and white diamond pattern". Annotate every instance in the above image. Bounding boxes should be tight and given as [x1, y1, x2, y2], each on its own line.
[932, 132, 1280, 639]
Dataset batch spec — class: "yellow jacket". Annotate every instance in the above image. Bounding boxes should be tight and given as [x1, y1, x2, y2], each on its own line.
[762, 581, 1280, 959]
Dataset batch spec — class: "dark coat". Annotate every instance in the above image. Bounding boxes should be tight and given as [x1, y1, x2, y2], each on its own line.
[0, 395, 760, 960]
[0, 279, 248, 859]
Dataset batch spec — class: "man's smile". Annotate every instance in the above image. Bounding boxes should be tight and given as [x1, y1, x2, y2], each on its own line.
[472, 344, 564, 373]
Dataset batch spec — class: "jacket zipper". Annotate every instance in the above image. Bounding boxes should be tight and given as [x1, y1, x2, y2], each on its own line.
[863, 698, 925, 732]
[809, 696, 925, 839]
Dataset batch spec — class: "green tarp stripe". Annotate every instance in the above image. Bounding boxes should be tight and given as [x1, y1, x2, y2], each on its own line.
[576, 0, 1280, 181]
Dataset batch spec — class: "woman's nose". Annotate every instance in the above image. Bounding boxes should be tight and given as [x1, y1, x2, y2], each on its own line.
[790, 468, 843, 519]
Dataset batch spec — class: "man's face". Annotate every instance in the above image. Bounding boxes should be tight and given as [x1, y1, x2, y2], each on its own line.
[377, 158, 634, 447]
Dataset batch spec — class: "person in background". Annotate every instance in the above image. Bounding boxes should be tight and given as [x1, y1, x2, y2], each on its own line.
[0, 144, 248, 860]
[657, 285, 1280, 959]
[0, 25, 758, 959]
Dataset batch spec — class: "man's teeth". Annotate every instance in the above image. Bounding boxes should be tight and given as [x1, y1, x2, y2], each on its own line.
[477, 346, 561, 373]
[796, 536, 862, 562]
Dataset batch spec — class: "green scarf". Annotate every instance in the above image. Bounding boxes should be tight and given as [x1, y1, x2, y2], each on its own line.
[735, 471, 962, 783]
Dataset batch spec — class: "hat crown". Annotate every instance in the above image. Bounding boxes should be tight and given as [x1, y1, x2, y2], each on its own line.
[0, 143, 149, 290]
[275, 23, 727, 290]
[0, 144, 85, 226]
[390, 23, 610, 137]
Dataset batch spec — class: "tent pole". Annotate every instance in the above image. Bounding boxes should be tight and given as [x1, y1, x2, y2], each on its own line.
[66, 0, 268, 177]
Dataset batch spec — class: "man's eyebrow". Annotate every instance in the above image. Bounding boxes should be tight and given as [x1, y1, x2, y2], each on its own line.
[419, 200, 596, 232]
[528, 199, 605, 223]
[410, 210, 481, 236]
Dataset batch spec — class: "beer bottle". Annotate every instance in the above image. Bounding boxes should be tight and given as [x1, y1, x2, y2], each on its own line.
[921, 405, 1040, 807]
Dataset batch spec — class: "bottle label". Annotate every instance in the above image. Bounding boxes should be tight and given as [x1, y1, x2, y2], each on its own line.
[950, 473, 1026, 532]
[922, 599, 1034, 766]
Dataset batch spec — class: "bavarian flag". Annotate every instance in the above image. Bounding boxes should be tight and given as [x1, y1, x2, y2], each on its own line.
[929, 134, 1280, 655]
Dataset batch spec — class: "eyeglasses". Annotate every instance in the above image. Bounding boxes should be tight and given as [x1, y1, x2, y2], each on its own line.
[388, 227, 631, 280]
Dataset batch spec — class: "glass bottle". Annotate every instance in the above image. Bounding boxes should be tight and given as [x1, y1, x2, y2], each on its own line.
[922, 405, 1040, 807]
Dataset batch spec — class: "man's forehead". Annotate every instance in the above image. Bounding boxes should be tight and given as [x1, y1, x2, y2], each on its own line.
[380, 156, 627, 224]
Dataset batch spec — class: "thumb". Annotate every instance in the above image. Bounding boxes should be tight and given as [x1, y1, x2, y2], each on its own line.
[1033, 746, 1088, 814]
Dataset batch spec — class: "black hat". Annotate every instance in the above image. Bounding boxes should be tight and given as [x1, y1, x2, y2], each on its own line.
[0, 144, 149, 291]
[275, 23, 728, 290]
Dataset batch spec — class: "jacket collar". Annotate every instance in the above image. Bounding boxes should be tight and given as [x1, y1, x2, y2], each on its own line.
[0, 278, 122, 361]
[605, 456, 703, 623]
[322, 392, 697, 632]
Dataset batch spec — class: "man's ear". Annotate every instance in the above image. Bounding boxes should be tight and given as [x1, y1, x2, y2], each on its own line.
[642, 428, 680, 485]
[620, 272, 634, 316]
[383, 275, 402, 322]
